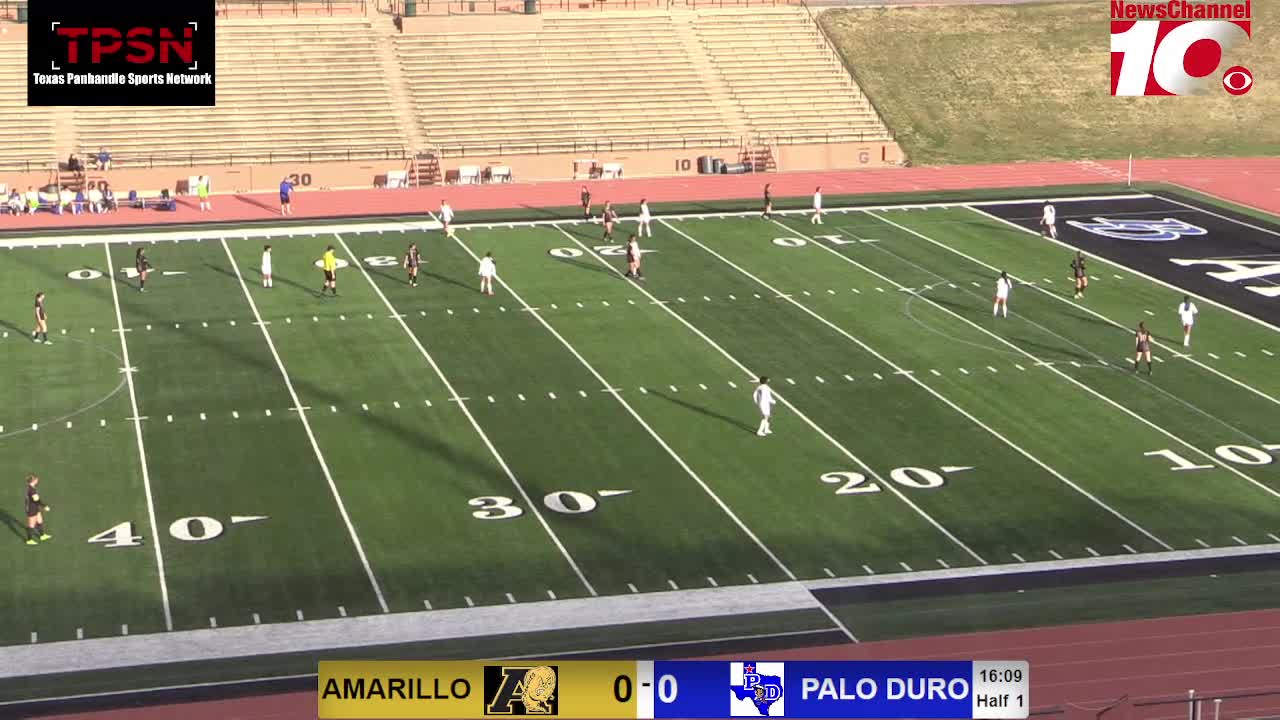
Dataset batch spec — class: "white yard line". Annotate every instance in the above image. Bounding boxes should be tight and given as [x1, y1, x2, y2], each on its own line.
[863, 213, 1280, 504]
[966, 202, 1280, 337]
[219, 238, 389, 613]
[103, 245, 173, 632]
[965, 206, 1280, 408]
[448, 235, 861, 641]
[619, 223, 987, 566]
[745, 220, 1169, 550]
[333, 232, 597, 597]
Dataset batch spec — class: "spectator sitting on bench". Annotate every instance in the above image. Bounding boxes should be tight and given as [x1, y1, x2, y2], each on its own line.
[25, 186, 38, 214]
[87, 187, 103, 213]
[57, 186, 73, 215]
[6, 190, 21, 216]
[95, 147, 112, 171]
[67, 154, 84, 175]
[102, 186, 118, 212]
[73, 190, 87, 215]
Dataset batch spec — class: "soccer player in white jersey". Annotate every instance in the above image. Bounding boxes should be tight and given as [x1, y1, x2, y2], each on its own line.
[753, 376, 775, 437]
[478, 251, 496, 296]
[993, 271, 1012, 318]
[440, 200, 455, 237]
[1177, 295, 1199, 347]
[637, 198, 652, 238]
[261, 245, 273, 288]
[810, 186, 823, 225]
[1040, 201, 1057, 240]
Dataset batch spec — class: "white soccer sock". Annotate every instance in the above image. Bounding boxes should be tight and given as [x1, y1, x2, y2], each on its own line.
[757, 418, 768, 435]
[1002, 304, 1008, 318]
[993, 303, 999, 316]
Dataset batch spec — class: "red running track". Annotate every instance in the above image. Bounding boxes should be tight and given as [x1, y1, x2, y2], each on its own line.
[39, 608, 1280, 720]
[1, 157, 1277, 233]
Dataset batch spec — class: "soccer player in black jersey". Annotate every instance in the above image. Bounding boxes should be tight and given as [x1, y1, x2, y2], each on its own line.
[580, 186, 591, 220]
[25, 474, 50, 545]
[31, 292, 51, 345]
[1070, 252, 1088, 300]
[761, 183, 773, 220]
[135, 248, 151, 292]
[403, 243, 421, 288]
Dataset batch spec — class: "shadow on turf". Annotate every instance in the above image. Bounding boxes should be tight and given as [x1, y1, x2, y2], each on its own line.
[0, 508, 25, 540]
[649, 390, 757, 435]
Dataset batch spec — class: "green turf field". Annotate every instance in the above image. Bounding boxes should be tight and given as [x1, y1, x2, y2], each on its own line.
[4, 190, 1280, 684]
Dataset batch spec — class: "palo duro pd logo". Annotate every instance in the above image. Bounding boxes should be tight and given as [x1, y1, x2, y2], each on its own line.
[28, 0, 216, 106]
[1110, 0, 1252, 96]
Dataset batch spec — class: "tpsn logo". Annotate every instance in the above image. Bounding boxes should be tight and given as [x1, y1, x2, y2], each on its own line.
[1066, 217, 1208, 242]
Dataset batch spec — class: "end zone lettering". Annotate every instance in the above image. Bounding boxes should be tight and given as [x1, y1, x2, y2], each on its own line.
[1110, 1, 1251, 20]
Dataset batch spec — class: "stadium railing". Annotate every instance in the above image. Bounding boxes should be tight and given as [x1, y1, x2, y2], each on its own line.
[113, 146, 411, 169]
[384, 0, 801, 14]
[0, 0, 24, 22]
[1029, 687, 1280, 720]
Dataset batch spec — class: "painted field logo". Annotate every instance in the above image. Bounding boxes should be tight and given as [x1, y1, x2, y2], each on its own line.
[1110, 1, 1252, 96]
[28, 0, 215, 106]
[1067, 217, 1208, 242]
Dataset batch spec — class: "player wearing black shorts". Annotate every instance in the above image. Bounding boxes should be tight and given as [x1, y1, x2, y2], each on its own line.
[135, 248, 151, 292]
[25, 474, 50, 545]
[580, 186, 591, 220]
[31, 292, 50, 345]
[403, 243, 421, 288]
[601, 202, 618, 241]
[1134, 322, 1153, 374]
[761, 183, 773, 220]
[1070, 252, 1088, 300]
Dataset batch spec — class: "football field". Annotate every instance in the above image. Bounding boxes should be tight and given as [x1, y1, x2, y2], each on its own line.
[4, 189, 1280, 671]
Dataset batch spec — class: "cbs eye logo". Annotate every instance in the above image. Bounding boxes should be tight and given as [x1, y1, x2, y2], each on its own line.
[1111, 20, 1252, 96]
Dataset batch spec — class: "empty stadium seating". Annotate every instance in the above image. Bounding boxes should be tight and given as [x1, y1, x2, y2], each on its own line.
[693, 8, 892, 144]
[394, 13, 740, 154]
[0, 42, 56, 173]
[73, 18, 405, 167]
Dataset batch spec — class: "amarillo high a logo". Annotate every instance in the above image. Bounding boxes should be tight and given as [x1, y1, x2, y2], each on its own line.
[483, 665, 559, 715]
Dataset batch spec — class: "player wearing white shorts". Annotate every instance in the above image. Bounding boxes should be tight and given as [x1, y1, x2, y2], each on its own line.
[1041, 201, 1057, 240]
[993, 271, 1011, 318]
[1177, 295, 1199, 347]
[810, 186, 823, 225]
[261, 245, 273, 288]
[440, 201, 455, 237]
[478, 251, 496, 296]
[637, 199, 652, 238]
[753, 377, 775, 437]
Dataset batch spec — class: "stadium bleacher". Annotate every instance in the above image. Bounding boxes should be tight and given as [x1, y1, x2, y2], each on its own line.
[0, 40, 56, 172]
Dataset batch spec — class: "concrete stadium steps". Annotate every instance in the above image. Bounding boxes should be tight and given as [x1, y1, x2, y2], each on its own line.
[72, 18, 405, 167]
[395, 11, 739, 153]
[0, 43, 56, 172]
[692, 7, 893, 143]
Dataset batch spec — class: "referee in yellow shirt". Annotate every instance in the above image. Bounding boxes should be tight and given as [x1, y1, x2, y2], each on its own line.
[319, 245, 338, 297]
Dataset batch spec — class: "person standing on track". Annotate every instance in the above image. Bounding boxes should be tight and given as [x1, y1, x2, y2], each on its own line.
[261, 245, 273, 289]
[135, 248, 151, 292]
[993, 271, 1011, 318]
[761, 183, 773, 220]
[1041, 201, 1057, 240]
[1177, 295, 1199, 348]
[636, 198, 652, 238]
[197, 176, 212, 213]
[478, 251, 496, 296]
[1134, 321, 1154, 373]
[440, 200, 455, 238]
[403, 242, 422, 288]
[580, 185, 592, 221]
[753, 376, 775, 437]
[810, 186, 823, 225]
[31, 292, 50, 345]
[1071, 251, 1087, 300]
[24, 474, 51, 546]
[279, 176, 296, 216]
[319, 245, 338, 297]
[601, 201, 618, 241]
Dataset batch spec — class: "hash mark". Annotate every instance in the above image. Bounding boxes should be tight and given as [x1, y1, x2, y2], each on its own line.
[1011, 553, 1025, 563]
[423, 600, 432, 610]
[252, 613, 261, 624]
[873, 373, 883, 380]
[667, 579, 679, 590]
[549, 392, 557, 400]
[506, 593, 516, 604]
[546, 590, 556, 600]
[899, 562, 913, 572]
[936, 558, 949, 569]
[894, 370, 914, 377]
[295, 610, 304, 621]
[670, 385, 679, 393]
[987, 366, 998, 373]
[1123, 544, 1137, 554]
[1016, 364, 1026, 371]
[638, 387, 647, 394]
[862, 565, 875, 575]
[1260, 349, 1274, 356]
[815, 376, 825, 383]
[1195, 538, 1210, 548]
[931, 369, 941, 376]
[728, 381, 738, 388]
[517, 394, 526, 401]
[1235, 351, 1248, 358]
[121, 624, 128, 636]
[627, 583, 639, 593]
[1070, 361, 1081, 368]
[958, 368, 969, 375]
[708, 576, 720, 587]
[1049, 549, 1063, 559]
[1233, 536, 1248, 546]
[747, 574, 759, 584]
[823, 568, 835, 578]
[232, 411, 239, 419]
[844, 374, 855, 381]
[1086, 547, 1100, 557]
[698, 383, 708, 390]
[76, 628, 83, 640]
[465, 596, 475, 607]
[209, 617, 217, 628]
[330, 406, 337, 413]
[393, 401, 401, 409]
[1269, 533, 1280, 543]
[1144, 310, 1154, 316]
[1208, 353, 1221, 359]
[30, 632, 36, 644]
[785, 378, 796, 385]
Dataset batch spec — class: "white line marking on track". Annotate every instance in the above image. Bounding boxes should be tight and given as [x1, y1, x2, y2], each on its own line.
[222, 238, 389, 614]
[345, 230, 597, 598]
[104, 245, 172, 632]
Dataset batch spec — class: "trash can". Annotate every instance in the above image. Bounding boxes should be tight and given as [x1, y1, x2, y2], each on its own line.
[711, 158, 724, 174]
[404, 0, 417, 16]
[697, 156, 714, 174]
[524, 0, 538, 13]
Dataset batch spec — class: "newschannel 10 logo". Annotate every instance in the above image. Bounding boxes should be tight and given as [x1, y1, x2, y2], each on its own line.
[1110, 0, 1253, 96]
[28, 0, 216, 106]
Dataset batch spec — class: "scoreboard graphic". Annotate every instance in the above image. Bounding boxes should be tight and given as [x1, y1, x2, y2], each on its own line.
[318, 660, 1029, 719]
